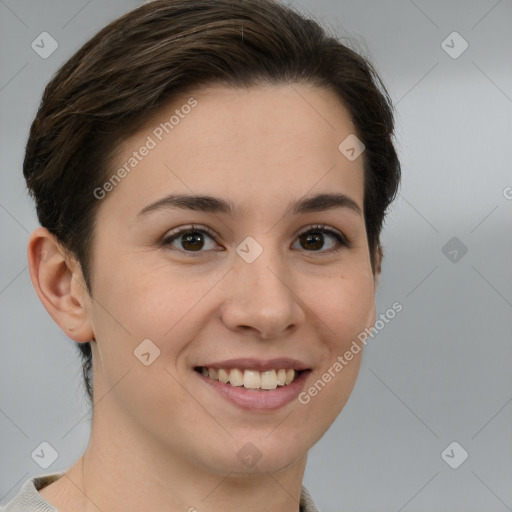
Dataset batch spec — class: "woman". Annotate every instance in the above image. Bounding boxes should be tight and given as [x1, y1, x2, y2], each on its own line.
[2, 0, 400, 510]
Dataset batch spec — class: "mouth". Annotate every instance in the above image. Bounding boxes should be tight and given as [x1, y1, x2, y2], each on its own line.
[194, 366, 304, 391]
[193, 359, 311, 411]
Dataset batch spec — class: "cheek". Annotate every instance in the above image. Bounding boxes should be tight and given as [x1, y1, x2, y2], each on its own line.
[310, 270, 376, 347]
[91, 255, 227, 365]
[126, 265, 227, 336]
[93, 253, 184, 328]
[297, 274, 374, 429]
[88, 260, 202, 416]
[301, 269, 375, 414]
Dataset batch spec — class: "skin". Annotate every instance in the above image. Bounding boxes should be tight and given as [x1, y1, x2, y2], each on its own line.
[28, 83, 381, 512]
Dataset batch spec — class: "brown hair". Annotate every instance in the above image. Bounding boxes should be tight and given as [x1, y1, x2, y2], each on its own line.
[24, 0, 401, 404]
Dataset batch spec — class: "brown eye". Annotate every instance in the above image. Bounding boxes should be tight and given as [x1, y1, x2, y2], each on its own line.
[162, 225, 219, 253]
[299, 232, 324, 250]
[293, 225, 348, 252]
[180, 231, 206, 251]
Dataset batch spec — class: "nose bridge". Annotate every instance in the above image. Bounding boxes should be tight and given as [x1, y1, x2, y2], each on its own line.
[241, 249, 289, 300]
[237, 235, 293, 305]
[221, 235, 303, 337]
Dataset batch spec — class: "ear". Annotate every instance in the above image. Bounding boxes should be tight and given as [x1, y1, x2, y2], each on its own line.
[373, 244, 383, 291]
[27, 227, 95, 343]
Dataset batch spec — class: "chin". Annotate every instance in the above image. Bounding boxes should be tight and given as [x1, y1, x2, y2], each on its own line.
[194, 429, 312, 476]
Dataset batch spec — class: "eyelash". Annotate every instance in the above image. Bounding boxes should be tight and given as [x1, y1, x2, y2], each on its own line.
[160, 223, 350, 256]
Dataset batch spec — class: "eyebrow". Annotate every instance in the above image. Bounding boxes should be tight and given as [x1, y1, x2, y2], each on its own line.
[136, 192, 362, 218]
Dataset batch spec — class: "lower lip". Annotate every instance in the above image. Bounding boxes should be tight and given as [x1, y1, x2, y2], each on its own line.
[196, 370, 311, 411]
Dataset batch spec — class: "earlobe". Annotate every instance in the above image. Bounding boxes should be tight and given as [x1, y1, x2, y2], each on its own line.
[27, 227, 94, 343]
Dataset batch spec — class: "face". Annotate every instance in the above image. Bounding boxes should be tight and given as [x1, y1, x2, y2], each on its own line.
[86, 83, 377, 475]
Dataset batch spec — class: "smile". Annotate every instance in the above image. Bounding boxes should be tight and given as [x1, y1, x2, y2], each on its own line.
[195, 366, 301, 390]
[194, 362, 311, 411]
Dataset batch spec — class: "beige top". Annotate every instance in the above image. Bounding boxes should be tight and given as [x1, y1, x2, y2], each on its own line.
[1, 472, 320, 512]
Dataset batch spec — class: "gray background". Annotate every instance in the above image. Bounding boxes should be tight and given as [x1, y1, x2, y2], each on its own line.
[1, 1, 511, 511]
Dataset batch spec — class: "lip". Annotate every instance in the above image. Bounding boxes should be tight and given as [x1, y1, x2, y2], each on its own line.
[195, 367, 311, 411]
[195, 357, 310, 371]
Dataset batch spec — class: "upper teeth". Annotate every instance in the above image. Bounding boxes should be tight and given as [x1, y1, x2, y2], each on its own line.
[200, 367, 297, 390]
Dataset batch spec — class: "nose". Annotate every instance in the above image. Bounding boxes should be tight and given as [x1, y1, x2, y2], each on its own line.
[219, 244, 305, 340]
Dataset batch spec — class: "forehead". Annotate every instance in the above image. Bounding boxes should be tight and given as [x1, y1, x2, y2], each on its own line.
[101, 83, 365, 219]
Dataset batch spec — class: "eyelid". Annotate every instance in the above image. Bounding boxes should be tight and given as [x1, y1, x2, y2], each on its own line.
[163, 223, 217, 240]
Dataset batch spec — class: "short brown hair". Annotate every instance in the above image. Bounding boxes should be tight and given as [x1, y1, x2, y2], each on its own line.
[24, 0, 401, 404]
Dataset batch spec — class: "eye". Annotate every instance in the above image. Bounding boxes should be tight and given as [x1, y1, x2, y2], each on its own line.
[161, 224, 220, 254]
[161, 223, 349, 256]
[292, 224, 348, 253]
